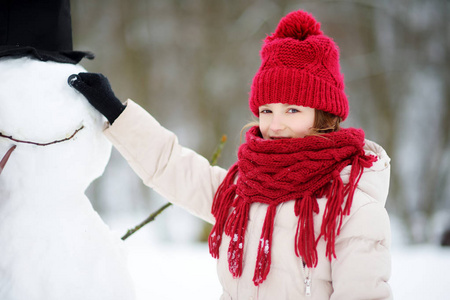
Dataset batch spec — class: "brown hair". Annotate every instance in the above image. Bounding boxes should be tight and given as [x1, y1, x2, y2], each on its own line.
[308, 109, 342, 136]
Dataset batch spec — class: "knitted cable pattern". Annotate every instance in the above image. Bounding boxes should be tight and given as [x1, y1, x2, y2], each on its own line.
[208, 126, 376, 286]
[248, 10, 349, 120]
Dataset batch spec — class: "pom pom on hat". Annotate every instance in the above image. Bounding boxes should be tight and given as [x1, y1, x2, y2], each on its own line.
[267, 10, 322, 42]
[249, 10, 349, 120]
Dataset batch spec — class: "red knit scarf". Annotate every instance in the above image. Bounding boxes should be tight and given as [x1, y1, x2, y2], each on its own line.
[208, 126, 377, 286]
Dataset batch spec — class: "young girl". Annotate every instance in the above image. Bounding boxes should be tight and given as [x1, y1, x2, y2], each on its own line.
[69, 10, 392, 299]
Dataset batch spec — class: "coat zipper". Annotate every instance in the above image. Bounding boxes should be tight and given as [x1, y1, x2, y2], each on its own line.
[302, 260, 312, 297]
[304, 276, 311, 296]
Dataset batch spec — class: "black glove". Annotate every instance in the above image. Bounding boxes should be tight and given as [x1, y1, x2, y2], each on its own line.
[68, 73, 125, 124]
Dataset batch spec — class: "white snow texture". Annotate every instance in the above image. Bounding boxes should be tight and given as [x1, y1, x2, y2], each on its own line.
[0, 57, 136, 299]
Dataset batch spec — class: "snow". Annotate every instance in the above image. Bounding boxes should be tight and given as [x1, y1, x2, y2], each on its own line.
[1, 57, 449, 300]
[125, 236, 450, 300]
[104, 213, 450, 300]
[127, 239, 222, 300]
[0, 57, 135, 299]
[390, 245, 450, 300]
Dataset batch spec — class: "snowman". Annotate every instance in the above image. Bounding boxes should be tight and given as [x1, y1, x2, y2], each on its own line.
[0, 1, 136, 299]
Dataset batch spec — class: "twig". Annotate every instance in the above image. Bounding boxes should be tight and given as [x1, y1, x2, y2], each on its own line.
[0, 145, 16, 175]
[121, 202, 172, 240]
[121, 134, 227, 240]
[0, 126, 84, 146]
[210, 135, 227, 166]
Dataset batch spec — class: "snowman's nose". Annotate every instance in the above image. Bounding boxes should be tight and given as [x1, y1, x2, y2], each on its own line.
[0, 145, 16, 175]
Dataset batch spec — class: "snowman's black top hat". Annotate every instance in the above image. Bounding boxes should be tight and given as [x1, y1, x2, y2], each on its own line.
[0, 0, 94, 64]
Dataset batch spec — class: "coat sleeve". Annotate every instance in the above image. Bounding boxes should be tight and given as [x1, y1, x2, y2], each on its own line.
[103, 99, 228, 224]
[330, 198, 393, 300]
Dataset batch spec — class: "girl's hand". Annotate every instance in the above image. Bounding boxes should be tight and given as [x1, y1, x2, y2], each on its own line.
[68, 73, 125, 124]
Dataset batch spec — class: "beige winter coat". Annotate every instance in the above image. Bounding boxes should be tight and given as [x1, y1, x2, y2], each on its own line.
[104, 100, 393, 300]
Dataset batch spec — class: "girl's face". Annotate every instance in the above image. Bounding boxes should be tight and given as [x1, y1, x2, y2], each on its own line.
[258, 103, 315, 140]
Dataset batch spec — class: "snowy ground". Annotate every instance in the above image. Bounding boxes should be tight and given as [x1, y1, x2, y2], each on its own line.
[390, 245, 450, 300]
[106, 212, 450, 300]
[125, 241, 450, 300]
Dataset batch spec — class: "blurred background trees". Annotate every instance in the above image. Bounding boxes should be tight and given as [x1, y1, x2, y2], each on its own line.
[72, 0, 449, 244]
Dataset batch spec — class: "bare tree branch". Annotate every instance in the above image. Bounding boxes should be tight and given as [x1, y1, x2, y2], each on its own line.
[121, 202, 173, 240]
[121, 134, 228, 240]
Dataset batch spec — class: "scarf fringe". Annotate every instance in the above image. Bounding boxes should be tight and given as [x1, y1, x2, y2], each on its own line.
[224, 199, 249, 278]
[321, 172, 345, 260]
[208, 128, 378, 285]
[253, 204, 277, 285]
[209, 163, 238, 259]
[320, 152, 378, 261]
[295, 194, 319, 268]
[343, 151, 377, 215]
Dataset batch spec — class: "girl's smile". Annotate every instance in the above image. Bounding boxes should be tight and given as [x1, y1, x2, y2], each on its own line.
[258, 103, 315, 140]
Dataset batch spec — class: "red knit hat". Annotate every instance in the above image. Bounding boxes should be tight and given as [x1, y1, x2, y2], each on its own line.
[249, 10, 349, 120]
